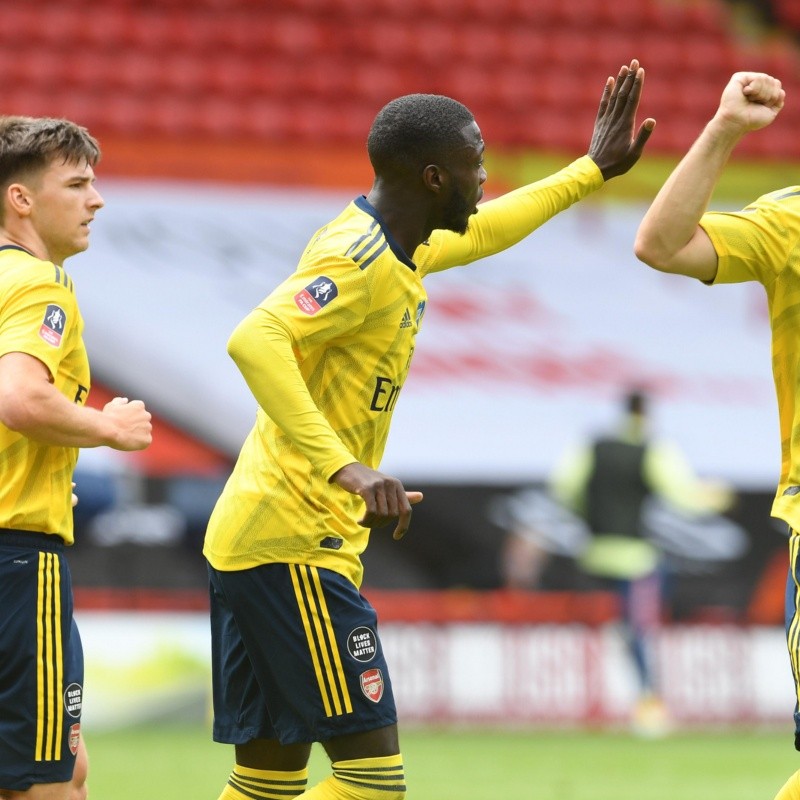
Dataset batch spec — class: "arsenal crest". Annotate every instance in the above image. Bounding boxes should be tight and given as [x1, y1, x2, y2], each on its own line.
[359, 668, 384, 703]
[68, 723, 81, 756]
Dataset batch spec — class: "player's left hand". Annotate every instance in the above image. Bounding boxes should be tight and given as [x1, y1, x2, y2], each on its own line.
[332, 462, 424, 540]
[588, 59, 656, 181]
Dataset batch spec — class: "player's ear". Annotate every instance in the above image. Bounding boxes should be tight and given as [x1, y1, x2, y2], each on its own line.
[6, 183, 33, 217]
[422, 164, 446, 194]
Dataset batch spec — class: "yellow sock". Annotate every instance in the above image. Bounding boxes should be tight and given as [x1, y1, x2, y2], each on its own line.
[775, 769, 800, 800]
[218, 764, 309, 800]
[299, 754, 405, 799]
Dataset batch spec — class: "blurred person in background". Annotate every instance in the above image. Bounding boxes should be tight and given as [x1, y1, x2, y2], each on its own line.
[203, 60, 654, 800]
[0, 117, 152, 800]
[632, 71, 800, 799]
[541, 388, 732, 736]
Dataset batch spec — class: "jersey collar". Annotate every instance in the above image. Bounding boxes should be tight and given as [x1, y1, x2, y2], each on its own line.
[354, 196, 417, 271]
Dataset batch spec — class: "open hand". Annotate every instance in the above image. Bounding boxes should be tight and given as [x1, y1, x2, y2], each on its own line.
[588, 59, 656, 181]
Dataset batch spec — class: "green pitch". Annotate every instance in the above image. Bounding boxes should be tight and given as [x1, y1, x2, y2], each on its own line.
[85, 724, 798, 799]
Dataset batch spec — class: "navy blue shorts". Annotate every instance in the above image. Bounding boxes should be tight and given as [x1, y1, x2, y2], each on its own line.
[208, 561, 397, 746]
[0, 531, 83, 791]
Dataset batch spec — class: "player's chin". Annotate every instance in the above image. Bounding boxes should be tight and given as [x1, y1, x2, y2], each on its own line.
[73, 235, 90, 253]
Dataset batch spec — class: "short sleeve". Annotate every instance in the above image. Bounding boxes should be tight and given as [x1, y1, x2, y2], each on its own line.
[0, 278, 78, 379]
[700, 189, 800, 287]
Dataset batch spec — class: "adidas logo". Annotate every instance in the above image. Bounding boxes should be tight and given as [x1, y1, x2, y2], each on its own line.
[399, 308, 413, 329]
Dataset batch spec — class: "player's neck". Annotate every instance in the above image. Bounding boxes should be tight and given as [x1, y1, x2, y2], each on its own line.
[366, 185, 431, 258]
[0, 227, 50, 262]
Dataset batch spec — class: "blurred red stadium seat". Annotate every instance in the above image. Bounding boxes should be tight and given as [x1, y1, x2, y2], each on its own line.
[738, 100, 800, 160]
[499, 28, 553, 68]
[2, 0, 796, 162]
[0, 6, 47, 46]
[503, 0, 564, 28]
[402, 19, 463, 65]
[458, 0, 521, 24]
[102, 51, 167, 95]
[2, 88, 65, 120]
[347, 18, 417, 64]
[349, 63, 410, 107]
[200, 56, 258, 99]
[445, 65, 503, 109]
[235, 98, 299, 140]
[15, 48, 64, 90]
[452, 24, 507, 68]
[74, 6, 135, 50]
[774, 0, 800, 30]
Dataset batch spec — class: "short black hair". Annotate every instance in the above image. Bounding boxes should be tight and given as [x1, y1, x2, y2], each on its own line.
[367, 94, 475, 176]
[625, 389, 648, 416]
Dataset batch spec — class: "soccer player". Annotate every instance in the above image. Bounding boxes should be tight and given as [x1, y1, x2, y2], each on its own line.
[632, 72, 800, 800]
[204, 60, 655, 800]
[0, 117, 153, 800]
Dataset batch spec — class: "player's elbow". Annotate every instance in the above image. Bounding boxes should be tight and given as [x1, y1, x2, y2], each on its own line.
[0, 392, 37, 433]
[633, 231, 673, 273]
[228, 309, 294, 369]
[226, 322, 248, 363]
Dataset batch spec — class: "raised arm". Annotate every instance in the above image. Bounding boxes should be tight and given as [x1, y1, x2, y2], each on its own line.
[420, 60, 655, 273]
[634, 72, 785, 281]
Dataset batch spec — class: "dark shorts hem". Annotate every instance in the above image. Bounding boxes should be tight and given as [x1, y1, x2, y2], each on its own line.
[213, 714, 399, 747]
[0, 763, 75, 792]
[213, 725, 267, 746]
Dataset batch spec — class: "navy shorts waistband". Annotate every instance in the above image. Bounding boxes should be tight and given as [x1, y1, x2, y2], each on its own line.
[0, 529, 65, 551]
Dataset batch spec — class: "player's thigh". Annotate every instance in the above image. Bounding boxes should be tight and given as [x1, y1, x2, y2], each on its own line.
[69, 738, 87, 800]
[322, 723, 400, 764]
[234, 738, 313, 772]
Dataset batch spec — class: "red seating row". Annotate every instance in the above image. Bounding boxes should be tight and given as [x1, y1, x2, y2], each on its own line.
[0, 0, 798, 161]
[3, 40, 796, 106]
[0, 2, 734, 54]
[4, 79, 798, 160]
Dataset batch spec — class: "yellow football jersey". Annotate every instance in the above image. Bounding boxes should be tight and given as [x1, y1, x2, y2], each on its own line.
[204, 157, 603, 586]
[700, 187, 800, 531]
[0, 246, 89, 542]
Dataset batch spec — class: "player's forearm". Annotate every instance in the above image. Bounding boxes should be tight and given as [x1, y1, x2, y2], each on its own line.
[469, 157, 603, 259]
[428, 157, 603, 271]
[228, 312, 356, 479]
[635, 118, 742, 268]
[0, 384, 119, 447]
